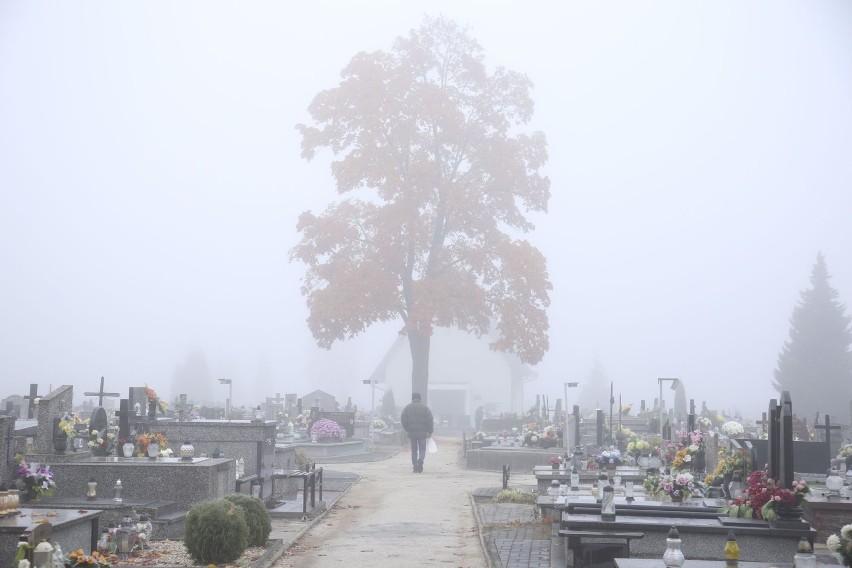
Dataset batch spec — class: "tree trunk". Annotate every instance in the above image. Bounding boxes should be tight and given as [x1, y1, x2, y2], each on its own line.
[408, 332, 431, 403]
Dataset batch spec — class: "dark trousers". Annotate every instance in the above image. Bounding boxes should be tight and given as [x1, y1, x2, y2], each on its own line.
[409, 435, 427, 465]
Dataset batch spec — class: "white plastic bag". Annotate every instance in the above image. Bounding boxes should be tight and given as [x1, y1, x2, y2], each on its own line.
[427, 437, 438, 455]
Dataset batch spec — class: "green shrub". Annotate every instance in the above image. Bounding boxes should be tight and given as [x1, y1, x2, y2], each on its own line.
[295, 448, 312, 470]
[492, 488, 537, 504]
[224, 494, 272, 547]
[184, 499, 249, 564]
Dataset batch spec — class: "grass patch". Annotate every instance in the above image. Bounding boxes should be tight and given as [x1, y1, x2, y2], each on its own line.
[492, 488, 538, 504]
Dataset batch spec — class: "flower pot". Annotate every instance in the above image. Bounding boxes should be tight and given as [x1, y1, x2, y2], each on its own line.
[671, 494, 683, 503]
[773, 503, 804, 524]
[552, 463, 560, 471]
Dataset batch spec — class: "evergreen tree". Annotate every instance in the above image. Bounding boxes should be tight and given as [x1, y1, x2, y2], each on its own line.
[773, 253, 852, 423]
[381, 389, 397, 419]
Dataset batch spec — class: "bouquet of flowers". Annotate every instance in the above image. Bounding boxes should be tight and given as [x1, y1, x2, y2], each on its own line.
[65, 548, 115, 568]
[726, 470, 810, 520]
[706, 448, 750, 484]
[549, 456, 564, 466]
[627, 437, 652, 455]
[294, 414, 308, 429]
[659, 471, 699, 499]
[144, 384, 168, 414]
[88, 427, 117, 454]
[15, 455, 56, 498]
[372, 418, 387, 430]
[135, 432, 169, 456]
[310, 418, 345, 440]
[721, 421, 744, 437]
[58, 413, 87, 437]
[826, 524, 852, 567]
[595, 448, 624, 467]
[838, 444, 852, 460]
[697, 416, 713, 431]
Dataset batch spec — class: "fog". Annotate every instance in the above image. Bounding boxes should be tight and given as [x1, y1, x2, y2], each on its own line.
[1, 2, 850, 420]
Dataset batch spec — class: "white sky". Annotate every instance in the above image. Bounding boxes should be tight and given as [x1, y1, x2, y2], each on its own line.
[1, 1, 850, 419]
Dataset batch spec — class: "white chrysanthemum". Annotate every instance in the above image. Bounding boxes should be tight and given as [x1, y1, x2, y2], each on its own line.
[683, 455, 692, 463]
[826, 534, 841, 551]
[841, 524, 852, 540]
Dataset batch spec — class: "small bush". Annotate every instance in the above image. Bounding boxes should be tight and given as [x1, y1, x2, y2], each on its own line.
[295, 448, 312, 470]
[224, 494, 272, 547]
[184, 499, 249, 564]
[492, 488, 537, 504]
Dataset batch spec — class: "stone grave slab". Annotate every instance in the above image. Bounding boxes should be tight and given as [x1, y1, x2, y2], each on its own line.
[0, 507, 100, 561]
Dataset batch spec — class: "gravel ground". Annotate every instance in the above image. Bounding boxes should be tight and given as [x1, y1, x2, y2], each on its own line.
[113, 540, 266, 567]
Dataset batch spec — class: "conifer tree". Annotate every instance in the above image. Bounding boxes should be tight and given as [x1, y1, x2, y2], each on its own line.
[773, 253, 852, 423]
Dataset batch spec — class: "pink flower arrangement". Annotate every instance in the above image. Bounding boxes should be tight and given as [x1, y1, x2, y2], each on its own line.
[310, 418, 345, 440]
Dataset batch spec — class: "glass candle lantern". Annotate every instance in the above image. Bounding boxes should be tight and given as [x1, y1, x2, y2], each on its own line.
[825, 468, 844, 496]
[180, 440, 195, 460]
[601, 485, 616, 521]
[793, 536, 816, 568]
[625, 481, 635, 502]
[113, 479, 123, 502]
[663, 527, 685, 568]
[597, 472, 608, 501]
[86, 478, 97, 500]
[33, 540, 54, 568]
[97, 529, 110, 555]
[147, 442, 159, 458]
[724, 531, 739, 567]
[570, 468, 580, 491]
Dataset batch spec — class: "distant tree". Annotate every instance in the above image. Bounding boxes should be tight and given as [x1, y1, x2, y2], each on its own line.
[381, 388, 397, 419]
[291, 16, 551, 400]
[171, 350, 213, 405]
[773, 253, 852, 422]
[576, 359, 610, 416]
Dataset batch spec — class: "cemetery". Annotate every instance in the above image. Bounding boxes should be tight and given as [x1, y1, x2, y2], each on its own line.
[1, 374, 850, 568]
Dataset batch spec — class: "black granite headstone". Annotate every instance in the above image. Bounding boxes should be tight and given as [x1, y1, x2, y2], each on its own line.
[778, 391, 794, 489]
[767, 398, 780, 481]
[115, 399, 136, 442]
[89, 407, 108, 436]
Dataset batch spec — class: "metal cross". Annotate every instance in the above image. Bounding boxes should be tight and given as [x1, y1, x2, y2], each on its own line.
[84, 376, 121, 406]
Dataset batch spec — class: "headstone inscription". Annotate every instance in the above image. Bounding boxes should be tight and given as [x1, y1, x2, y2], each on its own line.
[24, 383, 42, 419]
[83, 376, 120, 407]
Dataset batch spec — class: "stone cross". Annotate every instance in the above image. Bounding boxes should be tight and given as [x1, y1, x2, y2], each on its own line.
[756, 412, 769, 434]
[814, 414, 840, 447]
[84, 376, 120, 407]
[24, 383, 42, 419]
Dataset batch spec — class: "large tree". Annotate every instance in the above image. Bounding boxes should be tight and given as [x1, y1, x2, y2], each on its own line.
[291, 16, 551, 400]
[773, 253, 852, 423]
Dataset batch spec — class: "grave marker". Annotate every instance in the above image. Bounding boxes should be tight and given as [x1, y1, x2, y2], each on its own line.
[814, 414, 840, 446]
[83, 376, 120, 407]
[115, 399, 137, 442]
[89, 407, 108, 437]
[596, 409, 604, 447]
[24, 383, 42, 419]
[778, 391, 794, 489]
[176, 394, 190, 421]
[34, 385, 73, 453]
[265, 393, 286, 420]
[767, 398, 780, 480]
[319, 411, 355, 438]
[687, 399, 695, 433]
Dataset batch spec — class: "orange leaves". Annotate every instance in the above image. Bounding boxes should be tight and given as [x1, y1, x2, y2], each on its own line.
[292, 16, 551, 363]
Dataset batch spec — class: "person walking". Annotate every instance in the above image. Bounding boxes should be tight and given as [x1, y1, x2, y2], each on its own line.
[400, 392, 434, 473]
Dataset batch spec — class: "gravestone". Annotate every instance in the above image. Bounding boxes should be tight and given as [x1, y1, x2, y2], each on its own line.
[115, 399, 137, 442]
[0, 415, 16, 482]
[319, 411, 355, 438]
[767, 398, 780, 480]
[24, 383, 42, 419]
[285, 394, 298, 418]
[265, 393, 286, 420]
[814, 414, 841, 453]
[128, 387, 149, 418]
[83, 376, 120, 407]
[175, 394, 190, 421]
[34, 385, 73, 453]
[89, 407, 108, 437]
[595, 409, 604, 447]
[687, 399, 695, 433]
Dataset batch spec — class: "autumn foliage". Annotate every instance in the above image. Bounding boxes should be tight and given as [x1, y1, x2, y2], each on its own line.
[292, 16, 552, 395]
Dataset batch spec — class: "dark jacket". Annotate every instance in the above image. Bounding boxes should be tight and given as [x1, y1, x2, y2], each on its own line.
[400, 400, 434, 438]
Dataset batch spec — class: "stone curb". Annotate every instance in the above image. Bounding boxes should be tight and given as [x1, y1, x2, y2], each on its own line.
[251, 473, 364, 568]
[471, 492, 497, 568]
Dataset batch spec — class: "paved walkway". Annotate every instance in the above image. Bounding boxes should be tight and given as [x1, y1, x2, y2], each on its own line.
[261, 436, 547, 568]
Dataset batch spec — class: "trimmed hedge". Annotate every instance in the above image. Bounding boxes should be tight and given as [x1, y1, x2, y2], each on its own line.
[184, 498, 249, 564]
[224, 494, 272, 547]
